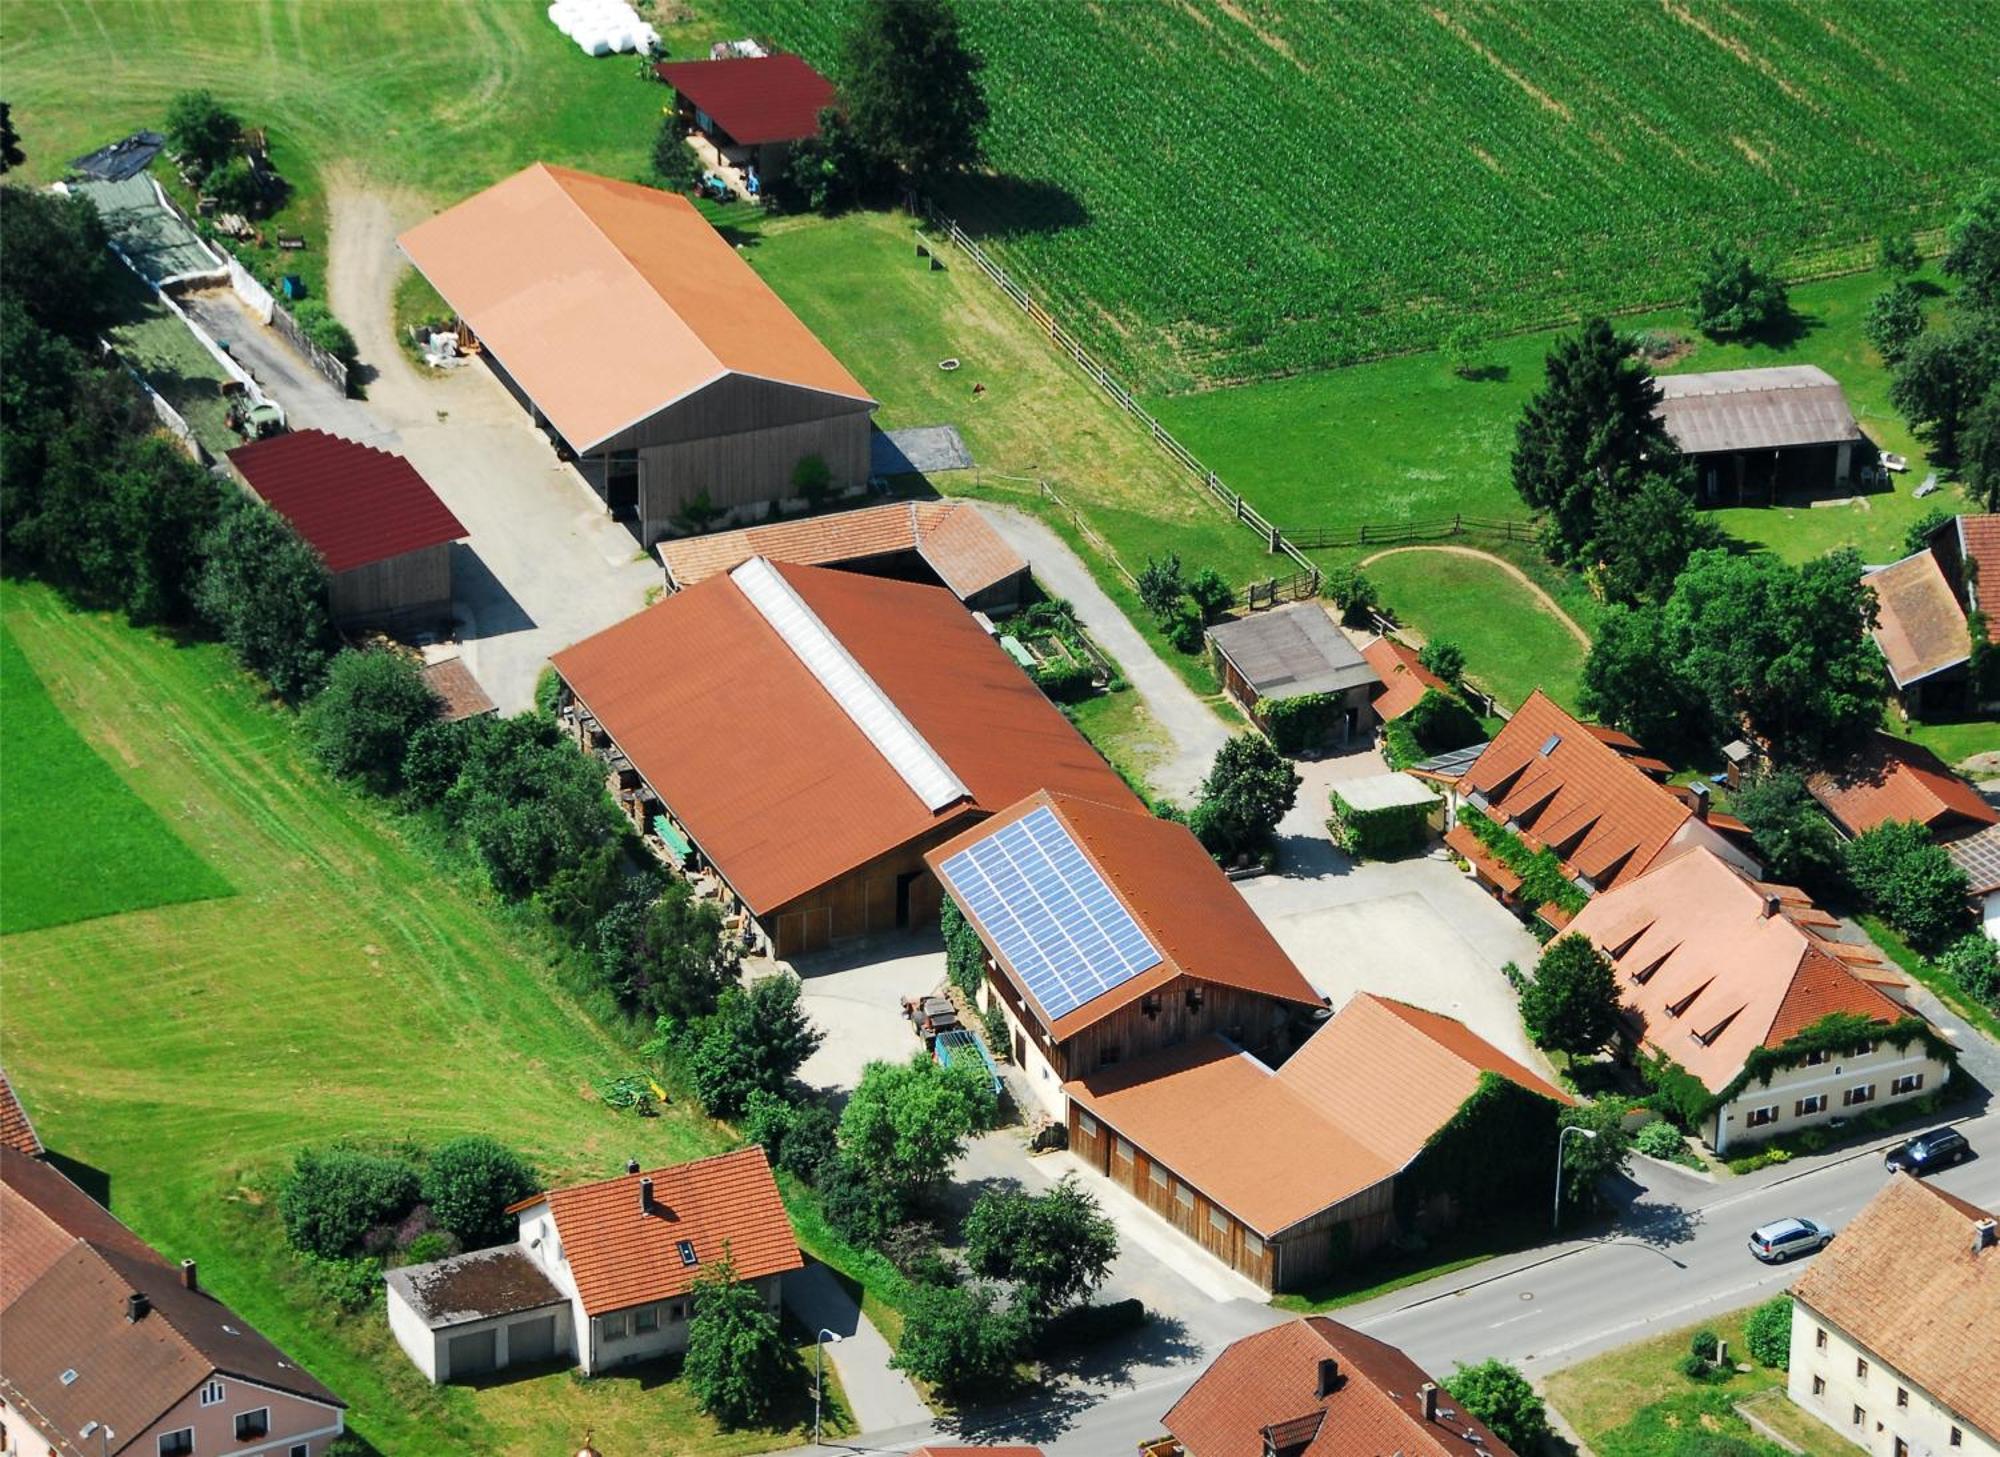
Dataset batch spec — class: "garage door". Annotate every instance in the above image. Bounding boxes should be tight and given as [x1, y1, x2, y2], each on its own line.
[508, 1313, 557, 1365]
[447, 1328, 496, 1379]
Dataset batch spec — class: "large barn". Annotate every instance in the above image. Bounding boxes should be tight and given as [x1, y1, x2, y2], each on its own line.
[551, 560, 1136, 957]
[1655, 365, 1865, 503]
[399, 164, 876, 545]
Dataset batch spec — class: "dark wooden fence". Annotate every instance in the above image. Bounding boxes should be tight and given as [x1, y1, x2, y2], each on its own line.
[1285, 514, 1543, 550]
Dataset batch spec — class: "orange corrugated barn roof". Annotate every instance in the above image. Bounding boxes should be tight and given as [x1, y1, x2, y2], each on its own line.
[398, 163, 871, 453]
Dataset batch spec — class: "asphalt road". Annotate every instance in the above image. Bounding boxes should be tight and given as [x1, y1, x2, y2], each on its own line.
[786, 1103, 2000, 1457]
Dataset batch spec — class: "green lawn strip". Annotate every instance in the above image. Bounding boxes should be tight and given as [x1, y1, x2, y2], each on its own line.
[1064, 686, 1171, 805]
[0, 581, 859, 1454]
[1546, 1308, 1824, 1457]
[0, 613, 232, 934]
[1887, 711, 2000, 770]
[1856, 914, 2000, 1045]
[1269, 1214, 1547, 1315]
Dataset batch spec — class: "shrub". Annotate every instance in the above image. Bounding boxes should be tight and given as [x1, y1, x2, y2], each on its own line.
[1186, 566, 1236, 622]
[297, 1252, 382, 1314]
[817, 1150, 905, 1243]
[1846, 820, 1972, 952]
[747, 1093, 840, 1184]
[1162, 600, 1205, 653]
[204, 156, 265, 216]
[289, 300, 359, 376]
[1321, 566, 1379, 626]
[1677, 1349, 1717, 1381]
[1939, 932, 2000, 1008]
[1690, 1328, 1720, 1362]
[980, 1000, 1009, 1057]
[422, 1136, 538, 1251]
[1744, 1295, 1793, 1368]
[1445, 1359, 1549, 1450]
[890, 1279, 1032, 1397]
[1693, 243, 1789, 339]
[280, 1147, 422, 1260]
[792, 453, 834, 510]
[1634, 1120, 1689, 1162]
[305, 648, 440, 793]
[400, 1230, 456, 1266]
[1418, 638, 1466, 683]
[1032, 657, 1096, 703]
[684, 975, 824, 1118]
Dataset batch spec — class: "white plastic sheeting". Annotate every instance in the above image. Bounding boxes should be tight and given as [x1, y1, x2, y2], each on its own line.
[547, 0, 659, 56]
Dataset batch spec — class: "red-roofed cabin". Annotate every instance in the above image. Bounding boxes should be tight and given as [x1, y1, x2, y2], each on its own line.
[655, 53, 836, 187]
[227, 431, 466, 631]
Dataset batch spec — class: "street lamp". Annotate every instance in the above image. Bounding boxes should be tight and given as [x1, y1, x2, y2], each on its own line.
[814, 1327, 843, 1447]
[1554, 1125, 1599, 1231]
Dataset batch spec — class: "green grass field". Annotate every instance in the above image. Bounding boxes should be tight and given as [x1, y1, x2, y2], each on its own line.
[0, 581, 842, 1456]
[722, 0, 1997, 390]
[0, 615, 232, 934]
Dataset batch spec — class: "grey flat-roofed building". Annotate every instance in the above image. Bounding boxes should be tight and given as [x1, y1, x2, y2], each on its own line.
[1207, 603, 1383, 750]
[385, 1244, 572, 1384]
[1656, 365, 1865, 503]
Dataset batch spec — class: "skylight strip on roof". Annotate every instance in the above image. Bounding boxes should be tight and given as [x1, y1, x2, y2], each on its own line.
[730, 556, 969, 812]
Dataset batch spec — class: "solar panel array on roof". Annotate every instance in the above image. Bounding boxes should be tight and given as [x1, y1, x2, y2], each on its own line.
[939, 805, 1162, 1021]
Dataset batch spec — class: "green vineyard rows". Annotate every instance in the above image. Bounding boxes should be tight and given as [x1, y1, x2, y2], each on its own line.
[721, 0, 1999, 392]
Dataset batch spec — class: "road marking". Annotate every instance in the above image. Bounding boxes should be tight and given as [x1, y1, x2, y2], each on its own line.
[1487, 1306, 1544, 1330]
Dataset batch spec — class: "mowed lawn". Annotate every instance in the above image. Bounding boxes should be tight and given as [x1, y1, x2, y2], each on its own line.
[0, 617, 231, 934]
[0, 581, 825, 1457]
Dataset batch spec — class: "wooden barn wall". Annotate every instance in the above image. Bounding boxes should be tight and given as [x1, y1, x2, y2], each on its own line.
[601, 373, 871, 450]
[635, 413, 872, 543]
[329, 544, 452, 626]
[1053, 978, 1301, 1081]
[760, 812, 982, 957]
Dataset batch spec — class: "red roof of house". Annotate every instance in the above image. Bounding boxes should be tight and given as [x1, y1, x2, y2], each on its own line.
[1962, 514, 2000, 641]
[516, 1147, 801, 1318]
[1807, 732, 1999, 839]
[553, 561, 1137, 914]
[655, 54, 837, 145]
[1359, 636, 1449, 722]
[1165, 1317, 1516, 1457]
[0, 1067, 41, 1158]
[1460, 690, 1748, 891]
[927, 790, 1325, 1041]
[227, 430, 465, 574]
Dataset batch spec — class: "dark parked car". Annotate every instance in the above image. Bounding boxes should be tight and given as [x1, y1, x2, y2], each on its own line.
[1885, 1127, 1971, 1176]
[1748, 1217, 1834, 1263]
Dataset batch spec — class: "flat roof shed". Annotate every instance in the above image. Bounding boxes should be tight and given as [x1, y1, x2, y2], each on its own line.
[1207, 604, 1380, 701]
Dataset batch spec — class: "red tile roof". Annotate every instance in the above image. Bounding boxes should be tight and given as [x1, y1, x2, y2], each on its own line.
[553, 562, 1136, 914]
[658, 501, 1026, 601]
[227, 430, 465, 574]
[0, 1066, 41, 1158]
[1791, 1176, 1999, 1443]
[1165, 1317, 1516, 1457]
[655, 53, 837, 146]
[520, 1147, 801, 1318]
[1807, 731, 1999, 839]
[928, 790, 1324, 1041]
[1461, 691, 1745, 892]
[1864, 549, 1972, 688]
[420, 655, 495, 722]
[1962, 514, 2000, 641]
[1444, 822, 1523, 896]
[1566, 847, 1914, 1094]
[1360, 636, 1449, 722]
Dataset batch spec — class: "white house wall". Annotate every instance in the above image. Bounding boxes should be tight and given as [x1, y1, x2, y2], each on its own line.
[1788, 1301, 1998, 1457]
[1709, 1039, 1951, 1155]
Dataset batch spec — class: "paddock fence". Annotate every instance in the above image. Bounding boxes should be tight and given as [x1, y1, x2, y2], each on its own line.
[1285, 514, 1545, 550]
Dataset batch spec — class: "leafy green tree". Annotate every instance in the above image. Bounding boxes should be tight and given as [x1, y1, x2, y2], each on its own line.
[165, 89, 241, 174]
[1136, 552, 1186, 619]
[1186, 567, 1236, 623]
[1446, 319, 1488, 378]
[890, 1278, 1032, 1397]
[1878, 231, 1922, 278]
[1744, 1295, 1793, 1368]
[304, 649, 440, 793]
[1512, 318, 1678, 565]
[441, 713, 624, 898]
[1579, 603, 1701, 755]
[0, 103, 24, 172]
[279, 1146, 421, 1259]
[118, 436, 223, 626]
[1593, 467, 1720, 606]
[594, 880, 740, 1021]
[1558, 1095, 1633, 1216]
[195, 492, 335, 700]
[1404, 688, 1484, 756]
[652, 112, 702, 192]
[777, 106, 886, 215]
[1845, 820, 1972, 952]
[1418, 638, 1465, 684]
[1864, 280, 1926, 364]
[1938, 934, 2000, 1009]
[963, 1177, 1118, 1318]
[839, 1052, 994, 1202]
[1729, 769, 1846, 897]
[1445, 1359, 1550, 1450]
[1520, 934, 1622, 1058]
[839, 0, 989, 182]
[0, 185, 119, 343]
[203, 155, 264, 216]
[422, 1136, 537, 1250]
[1943, 178, 2000, 313]
[684, 1251, 801, 1427]
[1960, 383, 2000, 510]
[1190, 734, 1301, 861]
[1902, 506, 1956, 558]
[1890, 313, 2000, 463]
[1693, 243, 1790, 339]
[685, 975, 825, 1118]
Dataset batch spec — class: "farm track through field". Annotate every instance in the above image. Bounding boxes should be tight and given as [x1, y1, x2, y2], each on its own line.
[1358, 545, 1592, 650]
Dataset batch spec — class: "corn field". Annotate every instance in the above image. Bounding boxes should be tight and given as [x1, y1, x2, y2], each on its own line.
[724, 0, 1998, 392]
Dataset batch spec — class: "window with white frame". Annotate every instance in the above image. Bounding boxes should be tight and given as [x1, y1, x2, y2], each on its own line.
[200, 1378, 225, 1406]
[1804, 1049, 1830, 1066]
[1795, 1094, 1827, 1117]
[1745, 1105, 1779, 1128]
[233, 1410, 269, 1441]
[1891, 1073, 1924, 1095]
[1844, 1084, 1877, 1107]
[158, 1432, 194, 1457]
[291, 1446, 310, 1457]
[1149, 1163, 1168, 1189]
[1175, 1184, 1194, 1208]
[1209, 1208, 1230, 1234]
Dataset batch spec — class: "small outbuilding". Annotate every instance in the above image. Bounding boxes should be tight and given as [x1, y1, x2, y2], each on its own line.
[655, 53, 837, 185]
[385, 1245, 571, 1384]
[1655, 365, 1866, 503]
[1206, 604, 1382, 751]
[226, 429, 466, 631]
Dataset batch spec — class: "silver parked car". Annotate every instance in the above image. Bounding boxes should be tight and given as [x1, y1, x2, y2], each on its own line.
[1748, 1216, 1834, 1263]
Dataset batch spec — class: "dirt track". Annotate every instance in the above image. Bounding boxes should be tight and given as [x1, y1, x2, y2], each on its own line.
[1357, 543, 1592, 649]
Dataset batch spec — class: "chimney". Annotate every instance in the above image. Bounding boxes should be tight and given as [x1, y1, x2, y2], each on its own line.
[1316, 1356, 1340, 1398]
[126, 1291, 151, 1322]
[1976, 1218, 1997, 1254]
[1421, 1382, 1439, 1422]
[626, 1157, 641, 1175]
[1762, 892, 1781, 920]
[1688, 781, 1711, 821]
[180, 1259, 197, 1291]
[639, 1176, 655, 1214]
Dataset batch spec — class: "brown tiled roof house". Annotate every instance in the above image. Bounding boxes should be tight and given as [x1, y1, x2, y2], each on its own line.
[1808, 732, 1998, 841]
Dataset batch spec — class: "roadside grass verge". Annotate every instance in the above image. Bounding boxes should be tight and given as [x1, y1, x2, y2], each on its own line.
[1856, 914, 2000, 1046]
[0, 614, 231, 935]
[1270, 1214, 1548, 1315]
[0, 579, 856, 1455]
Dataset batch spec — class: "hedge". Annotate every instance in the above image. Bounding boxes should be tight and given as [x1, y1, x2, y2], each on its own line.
[1262, 692, 1343, 754]
[1328, 785, 1436, 860]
